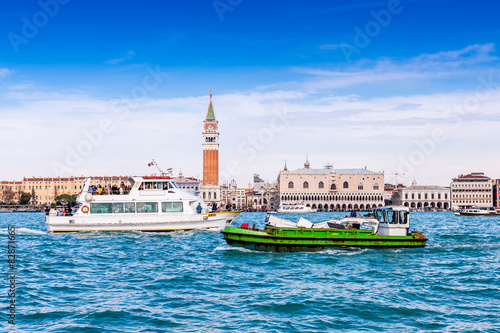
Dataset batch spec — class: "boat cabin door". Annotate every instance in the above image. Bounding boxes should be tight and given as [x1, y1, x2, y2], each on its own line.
[374, 208, 410, 236]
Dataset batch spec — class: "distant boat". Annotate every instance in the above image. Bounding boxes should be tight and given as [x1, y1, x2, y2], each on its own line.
[278, 202, 317, 213]
[455, 208, 499, 216]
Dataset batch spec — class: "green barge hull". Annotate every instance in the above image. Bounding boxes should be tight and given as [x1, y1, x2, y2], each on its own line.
[222, 226, 427, 252]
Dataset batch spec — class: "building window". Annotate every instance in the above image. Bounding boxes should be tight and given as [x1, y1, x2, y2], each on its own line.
[303, 181, 309, 189]
[319, 181, 324, 189]
[425, 194, 428, 199]
[412, 194, 415, 199]
[405, 193, 408, 199]
[358, 183, 363, 190]
[214, 192, 217, 199]
[373, 183, 379, 190]
[288, 181, 294, 189]
[418, 194, 421, 199]
[203, 192, 206, 199]
[331, 184, 336, 190]
[438, 193, 441, 199]
[343, 182, 349, 189]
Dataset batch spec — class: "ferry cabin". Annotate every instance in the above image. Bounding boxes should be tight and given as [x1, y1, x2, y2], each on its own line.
[79, 176, 204, 217]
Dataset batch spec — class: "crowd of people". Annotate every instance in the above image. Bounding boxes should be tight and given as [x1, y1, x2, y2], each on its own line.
[89, 182, 131, 195]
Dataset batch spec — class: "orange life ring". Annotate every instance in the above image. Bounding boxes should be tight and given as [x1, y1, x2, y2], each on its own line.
[81, 205, 90, 213]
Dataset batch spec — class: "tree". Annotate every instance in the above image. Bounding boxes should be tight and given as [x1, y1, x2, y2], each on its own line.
[2, 187, 14, 204]
[19, 192, 31, 205]
[31, 187, 36, 205]
[55, 194, 78, 207]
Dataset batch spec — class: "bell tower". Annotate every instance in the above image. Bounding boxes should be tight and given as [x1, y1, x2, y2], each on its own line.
[202, 91, 219, 186]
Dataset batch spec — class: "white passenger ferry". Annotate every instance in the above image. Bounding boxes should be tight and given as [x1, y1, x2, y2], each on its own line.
[277, 202, 318, 213]
[45, 176, 241, 233]
[455, 207, 499, 216]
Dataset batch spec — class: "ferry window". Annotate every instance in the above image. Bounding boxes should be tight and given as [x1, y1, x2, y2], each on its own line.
[137, 202, 158, 213]
[162, 202, 183, 212]
[170, 182, 179, 189]
[113, 203, 125, 213]
[144, 182, 152, 189]
[90, 203, 112, 214]
[374, 210, 386, 223]
[399, 211, 408, 224]
[125, 202, 135, 213]
[388, 211, 398, 224]
[163, 182, 169, 190]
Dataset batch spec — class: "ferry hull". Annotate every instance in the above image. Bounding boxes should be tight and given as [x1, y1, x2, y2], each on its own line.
[46, 215, 228, 233]
[222, 226, 427, 252]
[455, 212, 499, 217]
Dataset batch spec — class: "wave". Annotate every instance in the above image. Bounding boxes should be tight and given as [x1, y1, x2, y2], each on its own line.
[213, 244, 263, 253]
[0, 227, 46, 235]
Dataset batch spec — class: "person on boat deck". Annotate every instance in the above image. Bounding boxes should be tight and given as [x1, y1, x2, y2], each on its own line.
[350, 211, 357, 217]
[196, 203, 202, 214]
[97, 184, 103, 195]
[212, 202, 217, 212]
[91, 185, 96, 194]
[119, 186, 124, 195]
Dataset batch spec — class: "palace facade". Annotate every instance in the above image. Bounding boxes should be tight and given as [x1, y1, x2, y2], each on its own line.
[278, 159, 384, 211]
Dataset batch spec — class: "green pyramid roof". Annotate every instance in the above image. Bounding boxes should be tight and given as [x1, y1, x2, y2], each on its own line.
[206, 100, 216, 120]
[205, 92, 216, 120]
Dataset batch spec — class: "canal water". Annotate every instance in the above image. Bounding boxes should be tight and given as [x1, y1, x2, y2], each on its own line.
[1, 212, 499, 332]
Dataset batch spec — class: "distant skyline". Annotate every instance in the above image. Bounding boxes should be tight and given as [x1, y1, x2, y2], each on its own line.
[1, 0, 499, 186]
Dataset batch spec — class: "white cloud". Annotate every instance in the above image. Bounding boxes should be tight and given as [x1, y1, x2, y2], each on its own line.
[104, 51, 135, 65]
[1, 44, 499, 186]
[0, 68, 14, 78]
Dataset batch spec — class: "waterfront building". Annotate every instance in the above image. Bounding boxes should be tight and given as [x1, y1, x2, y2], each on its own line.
[0, 181, 23, 204]
[278, 158, 384, 211]
[220, 180, 247, 210]
[492, 179, 499, 208]
[0, 176, 128, 205]
[247, 175, 279, 211]
[200, 91, 221, 205]
[450, 172, 493, 210]
[171, 170, 200, 197]
[393, 179, 450, 210]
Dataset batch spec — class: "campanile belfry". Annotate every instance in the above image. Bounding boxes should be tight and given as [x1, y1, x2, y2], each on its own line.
[202, 91, 219, 186]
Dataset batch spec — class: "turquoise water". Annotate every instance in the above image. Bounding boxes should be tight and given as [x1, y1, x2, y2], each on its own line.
[1, 212, 499, 332]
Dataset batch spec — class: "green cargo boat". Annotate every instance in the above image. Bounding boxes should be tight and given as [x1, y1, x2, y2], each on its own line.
[222, 206, 427, 252]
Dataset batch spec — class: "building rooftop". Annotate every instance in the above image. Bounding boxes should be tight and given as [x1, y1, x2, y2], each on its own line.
[453, 172, 490, 181]
[282, 168, 382, 175]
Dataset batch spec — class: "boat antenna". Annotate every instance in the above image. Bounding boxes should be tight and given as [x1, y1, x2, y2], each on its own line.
[148, 159, 173, 176]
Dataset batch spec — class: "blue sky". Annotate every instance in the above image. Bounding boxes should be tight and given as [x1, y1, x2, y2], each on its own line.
[1, 0, 499, 186]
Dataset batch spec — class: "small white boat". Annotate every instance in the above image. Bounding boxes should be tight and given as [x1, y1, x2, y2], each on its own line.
[277, 203, 317, 213]
[45, 176, 241, 233]
[455, 208, 499, 216]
